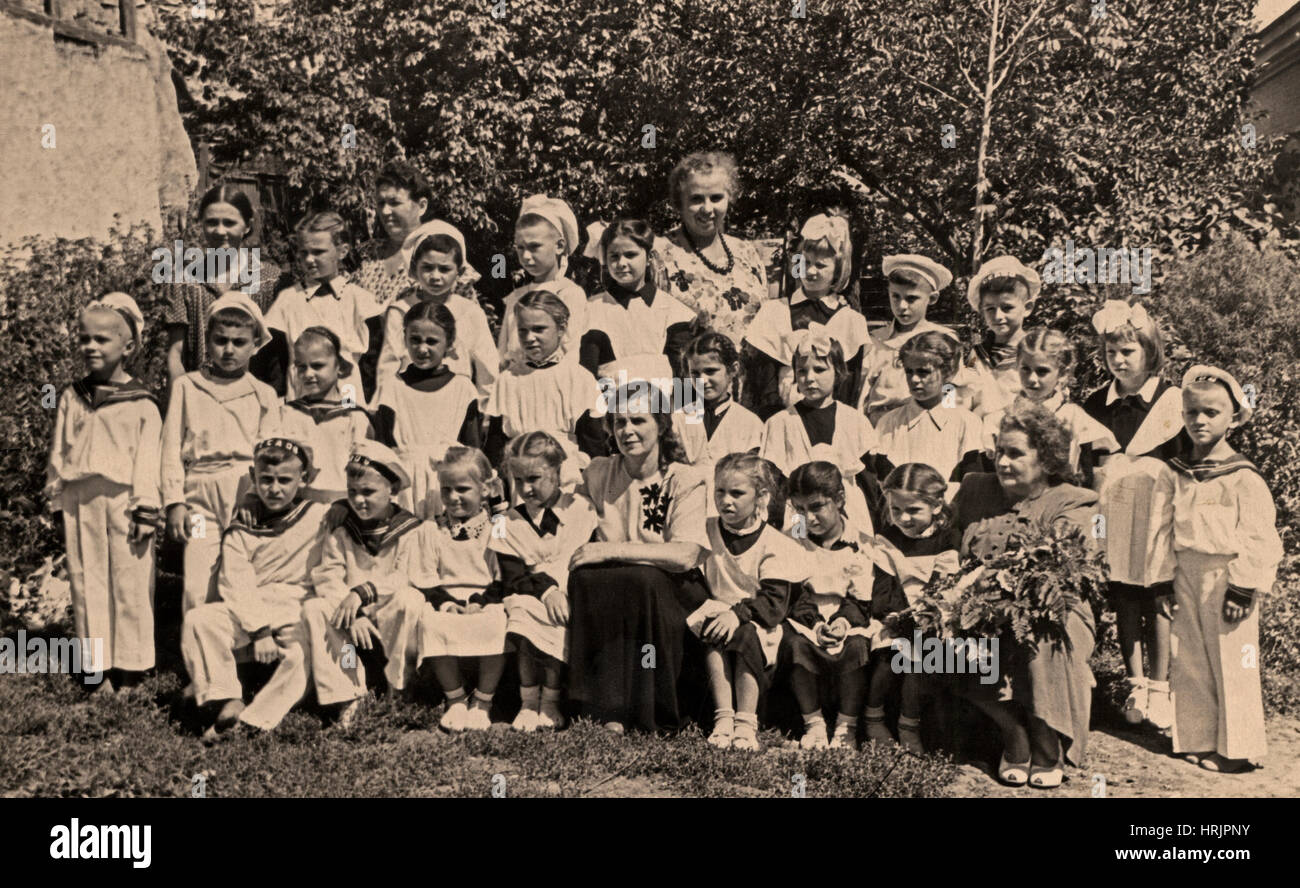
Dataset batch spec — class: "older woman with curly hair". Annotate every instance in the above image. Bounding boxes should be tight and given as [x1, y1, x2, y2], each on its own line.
[949, 404, 1100, 789]
[661, 152, 770, 349]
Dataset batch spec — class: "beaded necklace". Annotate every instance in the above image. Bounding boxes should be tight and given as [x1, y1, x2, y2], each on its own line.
[685, 228, 735, 276]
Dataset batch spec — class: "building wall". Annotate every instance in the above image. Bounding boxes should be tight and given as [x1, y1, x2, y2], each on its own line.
[0, 2, 196, 246]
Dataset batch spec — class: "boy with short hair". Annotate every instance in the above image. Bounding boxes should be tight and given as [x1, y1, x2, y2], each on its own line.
[962, 255, 1041, 418]
[496, 194, 588, 368]
[162, 293, 281, 613]
[181, 438, 331, 742]
[858, 254, 958, 424]
[257, 211, 383, 402]
[1157, 366, 1282, 774]
[300, 441, 433, 727]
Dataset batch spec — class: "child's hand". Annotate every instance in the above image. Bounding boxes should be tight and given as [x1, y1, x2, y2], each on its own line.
[702, 610, 740, 644]
[252, 636, 281, 664]
[828, 618, 850, 640]
[814, 622, 836, 647]
[1223, 598, 1251, 623]
[350, 617, 381, 651]
[440, 602, 465, 615]
[541, 586, 569, 625]
[165, 504, 189, 544]
[331, 592, 363, 630]
[129, 518, 156, 544]
[463, 602, 484, 615]
[569, 542, 612, 571]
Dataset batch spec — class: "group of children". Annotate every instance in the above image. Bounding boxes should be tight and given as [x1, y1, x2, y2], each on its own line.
[43, 183, 1282, 778]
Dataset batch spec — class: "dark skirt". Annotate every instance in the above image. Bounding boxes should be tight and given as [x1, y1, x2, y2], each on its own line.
[783, 630, 871, 675]
[567, 563, 688, 733]
[704, 622, 778, 692]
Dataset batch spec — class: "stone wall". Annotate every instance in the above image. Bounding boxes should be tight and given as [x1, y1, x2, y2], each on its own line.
[0, 1, 197, 246]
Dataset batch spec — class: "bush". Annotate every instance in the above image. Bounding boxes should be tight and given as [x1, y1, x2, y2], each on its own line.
[0, 229, 172, 582]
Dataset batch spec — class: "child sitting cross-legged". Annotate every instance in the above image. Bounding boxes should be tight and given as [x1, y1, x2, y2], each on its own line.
[181, 437, 330, 743]
[299, 441, 433, 728]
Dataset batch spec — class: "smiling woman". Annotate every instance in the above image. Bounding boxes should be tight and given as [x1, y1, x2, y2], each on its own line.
[565, 384, 710, 734]
[661, 152, 770, 352]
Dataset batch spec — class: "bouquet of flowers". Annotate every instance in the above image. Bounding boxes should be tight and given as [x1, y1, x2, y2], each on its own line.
[885, 522, 1107, 656]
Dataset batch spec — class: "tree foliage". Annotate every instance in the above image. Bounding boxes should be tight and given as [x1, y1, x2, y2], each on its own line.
[159, 0, 1295, 291]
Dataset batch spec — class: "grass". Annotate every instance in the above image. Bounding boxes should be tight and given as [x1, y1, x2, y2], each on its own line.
[0, 668, 959, 798]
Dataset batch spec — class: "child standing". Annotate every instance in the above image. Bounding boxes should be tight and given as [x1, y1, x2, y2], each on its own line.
[163, 184, 286, 383]
[980, 328, 1118, 484]
[497, 195, 588, 367]
[1084, 300, 1184, 731]
[1159, 366, 1281, 772]
[864, 464, 960, 752]
[259, 211, 382, 402]
[484, 291, 603, 480]
[744, 212, 868, 417]
[374, 301, 482, 519]
[300, 441, 433, 727]
[761, 330, 883, 533]
[961, 256, 1042, 418]
[581, 218, 697, 384]
[181, 438, 330, 742]
[277, 327, 377, 504]
[162, 293, 281, 612]
[784, 461, 878, 750]
[46, 294, 161, 690]
[873, 331, 984, 485]
[416, 447, 508, 732]
[489, 432, 599, 731]
[376, 220, 498, 405]
[689, 454, 806, 751]
[859, 255, 957, 424]
[684, 332, 765, 468]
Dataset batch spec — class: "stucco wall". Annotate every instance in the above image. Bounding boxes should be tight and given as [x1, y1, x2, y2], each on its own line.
[0, 6, 196, 245]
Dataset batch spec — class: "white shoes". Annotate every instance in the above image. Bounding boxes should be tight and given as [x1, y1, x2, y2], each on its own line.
[800, 721, 829, 750]
[439, 699, 469, 732]
[512, 707, 540, 732]
[536, 701, 567, 731]
[830, 722, 859, 751]
[462, 704, 491, 731]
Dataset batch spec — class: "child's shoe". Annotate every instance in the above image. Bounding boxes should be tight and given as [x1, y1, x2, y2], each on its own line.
[897, 715, 925, 754]
[511, 708, 540, 732]
[800, 717, 829, 750]
[463, 690, 493, 731]
[733, 714, 760, 752]
[1145, 680, 1173, 732]
[863, 706, 893, 745]
[513, 685, 541, 732]
[536, 687, 567, 730]
[1198, 753, 1254, 774]
[830, 716, 859, 751]
[1122, 677, 1148, 725]
[439, 693, 470, 733]
[708, 709, 735, 749]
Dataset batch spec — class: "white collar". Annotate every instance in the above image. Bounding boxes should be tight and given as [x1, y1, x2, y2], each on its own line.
[790, 288, 844, 311]
[305, 275, 348, 299]
[1105, 375, 1160, 405]
[899, 398, 953, 431]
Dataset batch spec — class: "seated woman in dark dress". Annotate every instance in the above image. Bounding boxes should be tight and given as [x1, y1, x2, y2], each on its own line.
[949, 404, 1100, 789]
[566, 383, 710, 734]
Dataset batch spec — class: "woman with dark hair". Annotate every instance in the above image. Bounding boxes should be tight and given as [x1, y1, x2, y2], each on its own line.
[163, 183, 287, 382]
[661, 152, 771, 350]
[566, 384, 710, 734]
[352, 161, 437, 306]
[949, 404, 1100, 789]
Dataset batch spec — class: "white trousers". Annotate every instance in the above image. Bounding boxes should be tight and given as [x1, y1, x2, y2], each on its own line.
[61, 478, 155, 672]
[300, 589, 424, 705]
[180, 466, 249, 612]
[181, 601, 310, 731]
[1171, 551, 1267, 760]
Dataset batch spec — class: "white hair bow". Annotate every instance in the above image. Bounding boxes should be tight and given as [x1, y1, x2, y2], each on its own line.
[1091, 299, 1151, 334]
[786, 322, 837, 360]
[798, 214, 853, 294]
